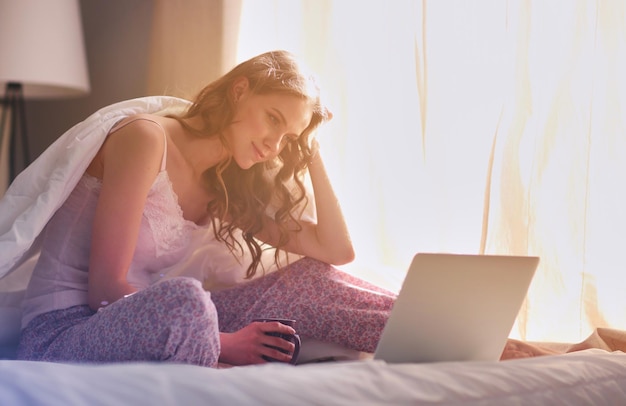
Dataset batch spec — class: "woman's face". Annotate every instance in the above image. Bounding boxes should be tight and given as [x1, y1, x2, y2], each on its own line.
[226, 78, 313, 169]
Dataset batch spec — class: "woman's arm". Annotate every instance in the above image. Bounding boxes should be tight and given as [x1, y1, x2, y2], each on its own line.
[256, 141, 355, 265]
[87, 119, 165, 310]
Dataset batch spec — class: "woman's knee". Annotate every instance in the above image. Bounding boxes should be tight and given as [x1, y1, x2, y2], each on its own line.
[153, 277, 218, 321]
[147, 277, 220, 365]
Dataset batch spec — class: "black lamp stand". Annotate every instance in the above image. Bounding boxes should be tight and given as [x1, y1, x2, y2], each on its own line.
[0, 82, 30, 183]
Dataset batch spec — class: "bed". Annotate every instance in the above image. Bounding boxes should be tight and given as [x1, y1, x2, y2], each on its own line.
[2, 97, 626, 405]
[2, 260, 626, 404]
[2, 331, 626, 405]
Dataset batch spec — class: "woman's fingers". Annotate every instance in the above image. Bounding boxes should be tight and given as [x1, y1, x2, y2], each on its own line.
[255, 320, 296, 335]
[259, 341, 295, 363]
[254, 321, 297, 362]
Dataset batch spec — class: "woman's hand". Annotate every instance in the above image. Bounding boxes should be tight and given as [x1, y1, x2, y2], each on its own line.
[254, 150, 355, 265]
[218, 321, 297, 366]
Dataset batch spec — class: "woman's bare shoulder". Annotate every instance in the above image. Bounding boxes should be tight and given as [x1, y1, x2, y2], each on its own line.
[109, 113, 168, 135]
[87, 114, 167, 179]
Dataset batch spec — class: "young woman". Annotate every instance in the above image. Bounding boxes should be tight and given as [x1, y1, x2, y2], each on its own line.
[12, 49, 558, 366]
[15, 50, 396, 367]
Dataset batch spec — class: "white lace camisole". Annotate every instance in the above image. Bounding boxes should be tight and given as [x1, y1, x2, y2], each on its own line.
[21, 118, 205, 328]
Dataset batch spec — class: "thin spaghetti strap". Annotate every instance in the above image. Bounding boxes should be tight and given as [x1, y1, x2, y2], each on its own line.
[109, 117, 168, 171]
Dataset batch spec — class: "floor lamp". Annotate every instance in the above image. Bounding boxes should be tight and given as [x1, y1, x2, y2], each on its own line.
[0, 0, 90, 192]
[1, 83, 28, 183]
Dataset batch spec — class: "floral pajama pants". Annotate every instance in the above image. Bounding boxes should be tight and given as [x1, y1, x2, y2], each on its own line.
[16, 257, 396, 367]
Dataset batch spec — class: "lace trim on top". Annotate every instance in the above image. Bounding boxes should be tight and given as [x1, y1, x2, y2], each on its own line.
[83, 171, 202, 258]
[144, 171, 202, 257]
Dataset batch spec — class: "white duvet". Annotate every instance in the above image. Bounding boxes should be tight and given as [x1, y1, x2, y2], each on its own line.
[1, 350, 626, 405]
[0, 96, 191, 280]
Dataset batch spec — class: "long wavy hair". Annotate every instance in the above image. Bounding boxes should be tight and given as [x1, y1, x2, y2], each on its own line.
[170, 50, 330, 278]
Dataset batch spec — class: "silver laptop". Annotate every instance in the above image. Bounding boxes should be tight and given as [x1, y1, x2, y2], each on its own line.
[373, 253, 538, 363]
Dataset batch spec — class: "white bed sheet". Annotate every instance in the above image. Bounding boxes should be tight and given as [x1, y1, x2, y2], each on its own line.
[1, 350, 625, 405]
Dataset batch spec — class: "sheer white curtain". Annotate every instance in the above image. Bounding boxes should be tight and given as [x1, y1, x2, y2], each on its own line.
[231, 0, 626, 343]
[484, 0, 626, 342]
[146, 0, 626, 344]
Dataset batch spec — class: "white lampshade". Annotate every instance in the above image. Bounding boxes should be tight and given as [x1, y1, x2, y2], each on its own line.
[0, 0, 90, 98]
